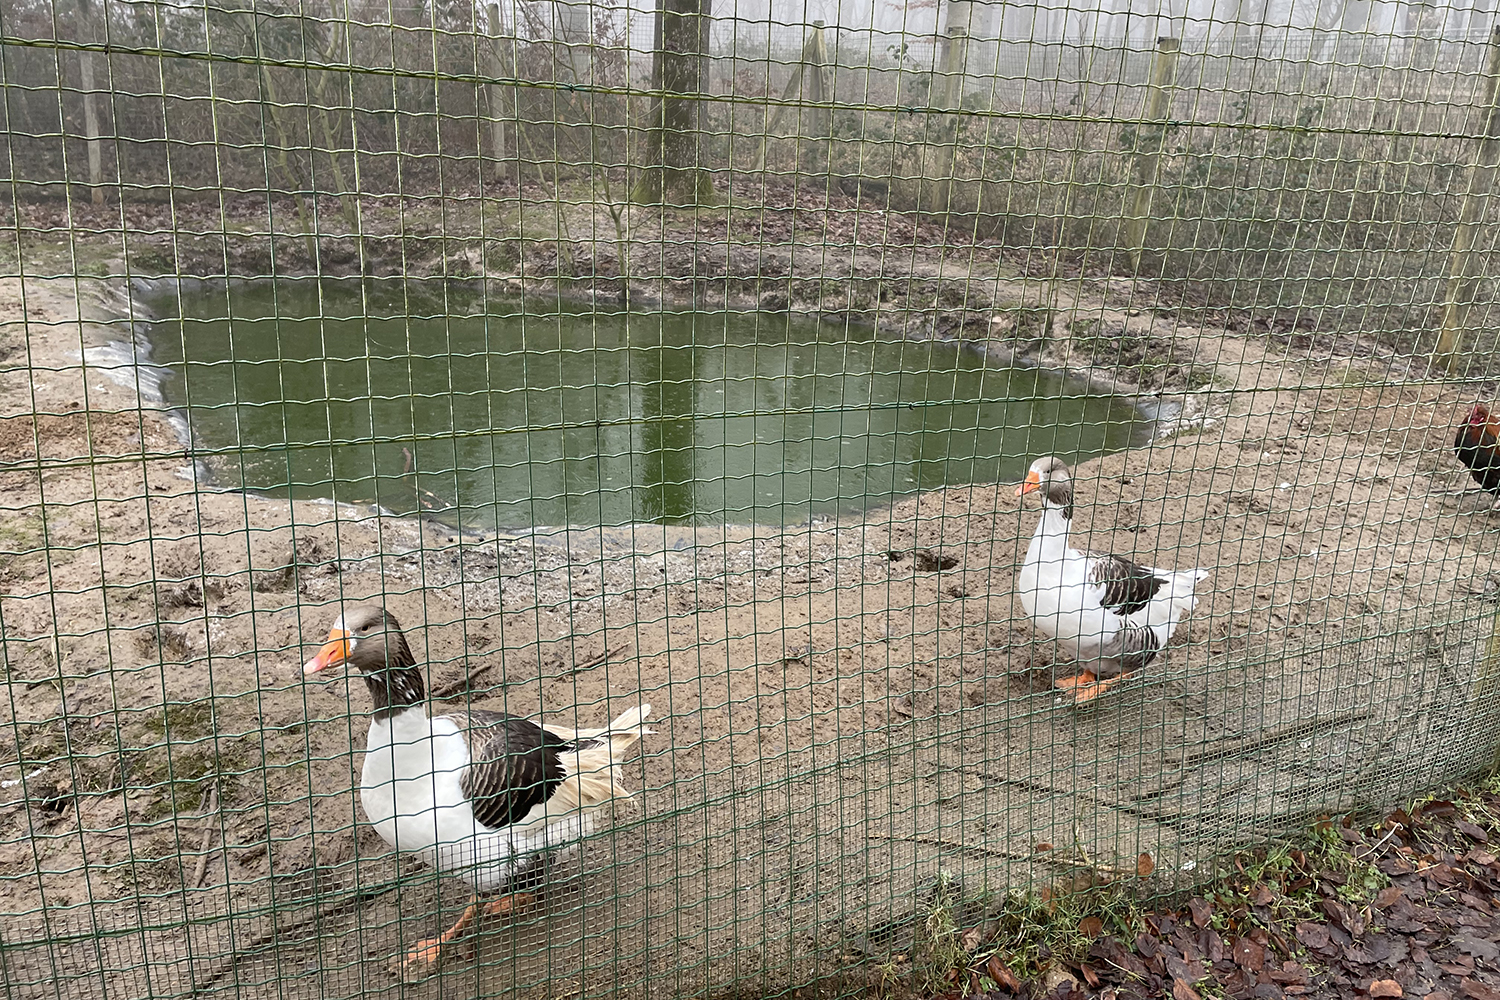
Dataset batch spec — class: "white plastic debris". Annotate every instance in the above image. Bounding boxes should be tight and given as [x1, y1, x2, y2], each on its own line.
[0, 767, 48, 790]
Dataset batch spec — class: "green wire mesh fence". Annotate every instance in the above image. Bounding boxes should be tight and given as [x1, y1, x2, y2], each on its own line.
[4, 0, 1500, 997]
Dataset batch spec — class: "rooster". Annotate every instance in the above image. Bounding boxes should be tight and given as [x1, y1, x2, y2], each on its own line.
[1455, 403, 1500, 502]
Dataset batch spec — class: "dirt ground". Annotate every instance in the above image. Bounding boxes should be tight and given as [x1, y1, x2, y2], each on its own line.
[2, 257, 1500, 1000]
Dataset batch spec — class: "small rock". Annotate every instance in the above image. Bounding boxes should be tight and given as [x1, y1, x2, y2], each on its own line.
[1042, 965, 1080, 993]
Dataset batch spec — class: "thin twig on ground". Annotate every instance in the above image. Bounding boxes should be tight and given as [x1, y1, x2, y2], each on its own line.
[428, 659, 502, 702]
[568, 643, 628, 677]
[951, 766, 1169, 824]
[190, 785, 220, 890]
[430, 644, 628, 701]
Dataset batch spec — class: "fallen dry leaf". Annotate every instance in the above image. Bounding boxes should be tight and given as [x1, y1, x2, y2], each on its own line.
[1137, 852, 1155, 877]
[1368, 980, 1402, 998]
[1172, 977, 1203, 1000]
[1295, 921, 1330, 949]
[1232, 936, 1266, 972]
[1041, 965, 1079, 993]
[1462, 981, 1500, 1000]
[986, 955, 1020, 992]
[1458, 819, 1489, 843]
[1188, 896, 1212, 928]
[1078, 916, 1104, 938]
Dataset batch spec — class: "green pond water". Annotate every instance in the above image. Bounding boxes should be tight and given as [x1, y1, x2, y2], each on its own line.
[142, 280, 1148, 529]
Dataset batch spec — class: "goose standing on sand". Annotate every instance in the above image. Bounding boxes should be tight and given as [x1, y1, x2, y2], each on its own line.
[302, 603, 654, 977]
[1015, 456, 1210, 703]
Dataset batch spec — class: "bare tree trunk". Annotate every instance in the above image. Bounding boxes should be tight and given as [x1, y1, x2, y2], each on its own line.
[632, 0, 716, 206]
[938, 0, 973, 111]
[302, 13, 361, 233]
[752, 21, 830, 176]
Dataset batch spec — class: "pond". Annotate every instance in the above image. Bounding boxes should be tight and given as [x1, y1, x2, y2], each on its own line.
[141, 279, 1148, 529]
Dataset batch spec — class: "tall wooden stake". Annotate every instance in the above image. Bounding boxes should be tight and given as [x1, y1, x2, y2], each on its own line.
[484, 4, 513, 183]
[79, 49, 104, 206]
[1125, 36, 1180, 273]
[1434, 25, 1500, 373]
[753, 20, 831, 176]
[941, 25, 970, 173]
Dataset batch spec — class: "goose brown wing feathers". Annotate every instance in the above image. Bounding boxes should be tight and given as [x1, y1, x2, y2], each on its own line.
[440, 711, 569, 830]
[1087, 554, 1168, 616]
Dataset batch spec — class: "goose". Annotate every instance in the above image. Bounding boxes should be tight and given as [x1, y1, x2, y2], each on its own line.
[302, 603, 653, 976]
[1015, 456, 1209, 703]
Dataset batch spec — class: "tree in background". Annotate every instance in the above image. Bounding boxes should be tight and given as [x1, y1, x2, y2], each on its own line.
[633, 0, 716, 205]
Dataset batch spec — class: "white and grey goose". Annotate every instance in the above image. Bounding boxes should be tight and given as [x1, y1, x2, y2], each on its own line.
[1015, 456, 1210, 703]
[303, 603, 653, 977]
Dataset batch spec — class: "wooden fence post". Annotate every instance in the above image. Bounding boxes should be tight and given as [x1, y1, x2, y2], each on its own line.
[484, 4, 513, 183]
[1434, 25, 1500, 373]
[940, 25, 970, 172]
[76, 0, 105, 206]
[78, 48, 104, 206]
[754, 21, 831, 175]
[1124, 35, 1180, 273]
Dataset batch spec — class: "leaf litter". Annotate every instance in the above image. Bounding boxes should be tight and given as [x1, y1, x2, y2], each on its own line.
[923, 785, 1500, 1000]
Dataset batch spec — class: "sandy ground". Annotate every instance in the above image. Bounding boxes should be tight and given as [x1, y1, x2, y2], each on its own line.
[1, 271, 1500, 1000]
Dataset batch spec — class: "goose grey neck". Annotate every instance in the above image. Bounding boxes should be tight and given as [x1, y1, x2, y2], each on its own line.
[366, 665, 426, 720]
[356, 629, 425, 719]
[1043, 482, 1074, 520]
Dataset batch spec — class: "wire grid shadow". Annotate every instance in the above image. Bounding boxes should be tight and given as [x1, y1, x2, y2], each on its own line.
[5, 0, 1500, 997]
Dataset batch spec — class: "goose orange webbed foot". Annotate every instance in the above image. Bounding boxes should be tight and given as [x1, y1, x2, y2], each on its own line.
[388, 892, 538, 979]
[391, 934, 456, 980]
[1055, 672, 1123, 705]
[481, 891, 537, 919]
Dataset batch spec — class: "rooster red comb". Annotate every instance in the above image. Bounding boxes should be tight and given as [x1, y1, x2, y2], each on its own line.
[1465, 402, 1493, 424]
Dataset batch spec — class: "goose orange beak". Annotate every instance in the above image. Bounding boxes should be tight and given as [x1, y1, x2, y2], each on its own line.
[304, 628, 351, 675]
[1015, 470, 1041, 497]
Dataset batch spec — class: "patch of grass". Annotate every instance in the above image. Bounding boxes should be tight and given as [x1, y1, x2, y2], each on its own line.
[122, 699, 254, 820]
[7, 719, 66, 771]
[1204, 820, 1388, 933]
[866, 867, 1140, 995]
[0, 514, 47, 580]
[3, 715, 134, 805]
[141, 699, 216, 742]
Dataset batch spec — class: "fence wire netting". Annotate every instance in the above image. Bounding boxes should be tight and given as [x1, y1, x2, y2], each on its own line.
[4, 0, 1500, 997]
